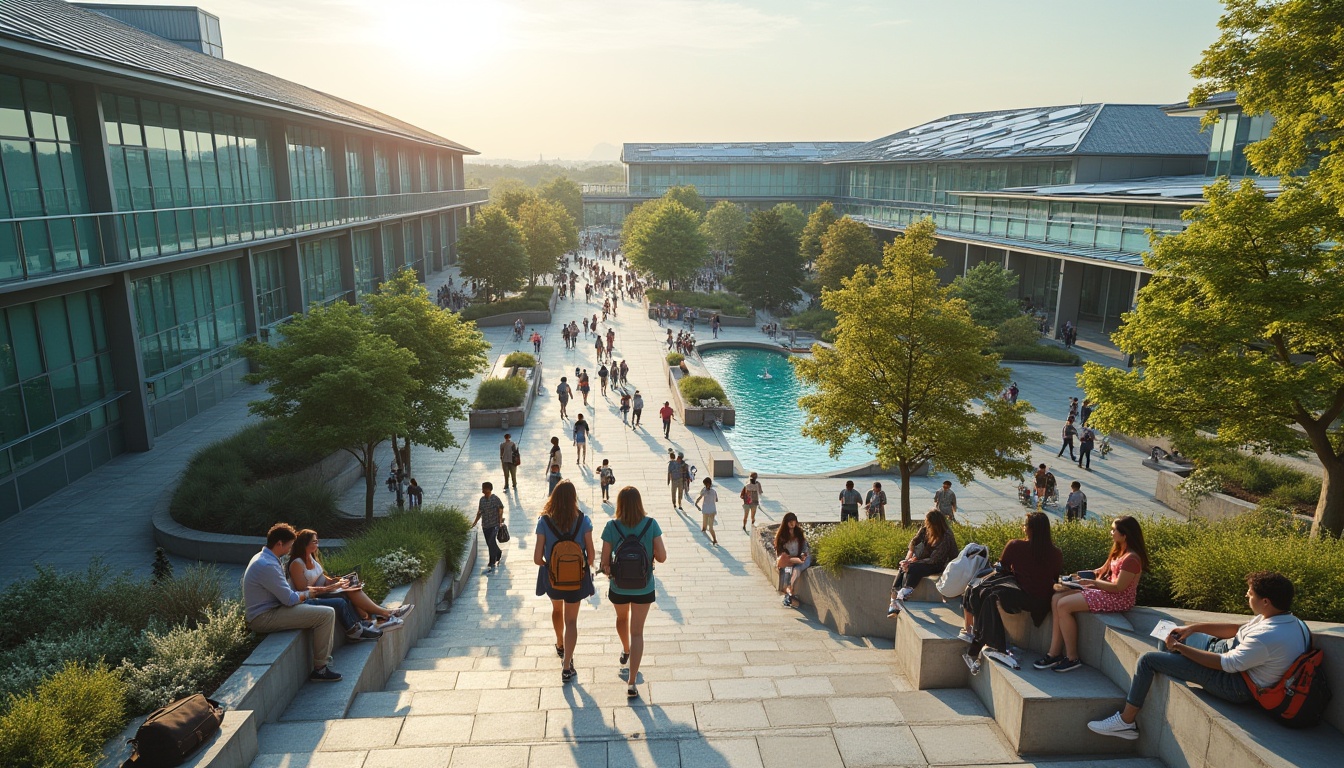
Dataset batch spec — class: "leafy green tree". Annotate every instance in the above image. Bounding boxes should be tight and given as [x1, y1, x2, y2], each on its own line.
[815, 216, 880, 291]
[799, 201, 840, 265]
[538, 176, 584, 229]
[364, 269, 490, 477]
[244, 302, 417, 521]
[621, 199, 661, 253]
[771, 203, 807, 243]
[1191, 0, 1344, 211]
[663, 185, 706, 218]
[625, 201, 708, 289]
[494, 186, 537, 220]
[456, 206, 527, 302]
[732, 210, 804, 313]
[516, 198, 579, 286]
[1079, 179, 1344, 538]
[701, 201, 748, 256]
[489, 178, 528, 207]
[794, 219, 1041, 525]
[948, 261, 1021, 328]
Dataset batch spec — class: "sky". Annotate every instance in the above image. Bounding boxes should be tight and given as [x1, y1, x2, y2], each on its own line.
[99, 0, 1228, 161]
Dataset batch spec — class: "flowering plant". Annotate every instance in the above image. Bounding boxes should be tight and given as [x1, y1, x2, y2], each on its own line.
[374, 548, 426, 585]
[698, 398, 722, 408]
[1177, 468, 1223, 513]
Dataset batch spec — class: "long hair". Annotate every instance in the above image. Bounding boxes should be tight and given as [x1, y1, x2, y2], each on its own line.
[924, 509, 950, 546]
[614, 486, 646, 528]
[542, 480, 580, 532]
[1109, 515, 1149, 569]
[775, 512, 805, 552]
[291, 529, 320, 569]
[1023, 512, 1052, 554]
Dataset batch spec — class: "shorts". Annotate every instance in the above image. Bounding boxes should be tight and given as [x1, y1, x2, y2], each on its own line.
[608, 589, 656, 605]
[702, 513, 717, 527]
[743, 503, 759, 512]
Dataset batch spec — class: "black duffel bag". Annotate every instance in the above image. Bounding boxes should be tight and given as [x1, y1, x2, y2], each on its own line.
[123, 694, 223, 767]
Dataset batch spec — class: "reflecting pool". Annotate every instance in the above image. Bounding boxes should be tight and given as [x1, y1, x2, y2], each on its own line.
[698, 346, 874, 475]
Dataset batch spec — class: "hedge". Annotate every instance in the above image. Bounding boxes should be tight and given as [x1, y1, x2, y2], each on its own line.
[503, 351, 537, 368]
[808, 507, 1344, 622]
[321, 506, 471, 603]
[459, 286, 553, 320]
[474, 376, 528, 409]
[170, 421, 342, 536]
[666, 352, 685, 366]
[1179, 437, 1321, 512]
[646, 289, 750, 317]
[993, 344, 1081, 365]
[678, 375, 729, 406]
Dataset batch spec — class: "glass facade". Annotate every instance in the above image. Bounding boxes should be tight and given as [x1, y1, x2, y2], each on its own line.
[300, 236, 346, 306]
[135, 261, 247, 402]
[381, 224, 399, 279]
[253, 248, 289, 327]
[626, 163, 841, 198]
[839, 160, 1073, 205]
[286, 126, 338, 229]
[0, 74, 97, 280]
[352, 229, 376, 296]
[1205, 109, 1275, 177]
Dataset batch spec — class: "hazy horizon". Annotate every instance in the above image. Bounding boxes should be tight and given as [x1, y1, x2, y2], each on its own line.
[82, 0, 1227, 160]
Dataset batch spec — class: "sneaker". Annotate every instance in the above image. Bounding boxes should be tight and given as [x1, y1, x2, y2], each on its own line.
[962, 653, 981, 676]
[984, 649, 1021, 670]
[391, 604, 415, 620]
[886, 601, 902, 617]
[620, 651, 630, 666]
[1052, 657, 1083, 673]
[347, 624, 382, 641]
[896, 587, 914, 601]
[782, 594, 793, 607]
[562, 665, 576, 683]
[1033, 654, 1066, 670]
[376, 615, 404, 632]
[627, 684, 639, 699]
[309, 666, 343, 682]
[956, 629, 974, 644]
[1087, 711, 1139, 740]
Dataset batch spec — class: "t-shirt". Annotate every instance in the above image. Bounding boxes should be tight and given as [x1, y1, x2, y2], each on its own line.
[933, 489, 956, 513]
[535, 512, 592, 564]
[601, 517, 663, 595]
[743, 481, 762, 505]
[573, 421, 590, 441]
[1000, 539, 1063, 601]
[1099, 552, 1143, 582]
[556, 383, 571, 401]
[548, 444, 563, 469]
[865, 489, 886, 511]
[1219, 614, 1311, 689]
[1034, 469, 1049, 487]
[632, 396, 644, 410]
[839, 488, 862, 511]
[696, 486, 718, 514]
[500, 440, 516, 463]
[668, 460, 684, 482]
[659, 405, 674, 421]
[477, 494, 504, 528]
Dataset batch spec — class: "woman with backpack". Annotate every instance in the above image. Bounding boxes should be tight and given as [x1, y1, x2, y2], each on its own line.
[533, 480, 596, 682]
[599, 486, 667, 699]
[886, 510, 957, 617]
[774, 513, 811, 608]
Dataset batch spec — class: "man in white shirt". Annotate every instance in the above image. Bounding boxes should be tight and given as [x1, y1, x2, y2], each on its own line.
[1088, 571, 1309, 740]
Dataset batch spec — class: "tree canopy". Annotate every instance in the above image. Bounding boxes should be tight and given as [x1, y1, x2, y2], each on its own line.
[799, 202, 840, 265]
[493, 186, 536, 220]
[772, 203, 807, 243]
[731, 209, 804, 313]
[538, 176, 584, 230]
[948, 261, 1021, 328]
[701, 201, 748, 256]
[815, 216, 879, 291]
[1079, 179, 1344, 537]
[244, 302, 416, 521]
[794, 219, 1040, 525]
[516, 197, 579, 286]
[663, 185, 706, 218]
[456, 205, 528, 302]
[624, 201, 708, 289]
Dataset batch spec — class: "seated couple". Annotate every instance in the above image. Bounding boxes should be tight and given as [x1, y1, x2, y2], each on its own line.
[242, 523, 412, 683]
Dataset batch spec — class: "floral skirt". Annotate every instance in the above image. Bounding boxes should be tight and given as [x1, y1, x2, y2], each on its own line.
[1083, 585, 1135, 613]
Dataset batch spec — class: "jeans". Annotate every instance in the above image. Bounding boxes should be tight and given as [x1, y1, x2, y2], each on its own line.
[671, 482, 685, 507]
[892, 562, 943, 594]
[841, 508, 859, 522]
[306, 596, 362, 632]
[663, 418, 671, 438]
[502, 462, 517, 488]
[632, 409, 642, 426]
[483, 525, 502, 566]
[1127, 635, 1252, 708]
[1057, 437, 1075, 460]
[1078, 446, 1092, 469]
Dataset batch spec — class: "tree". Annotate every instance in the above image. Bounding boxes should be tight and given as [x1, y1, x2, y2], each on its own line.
[799, 201, 840, 265]
[489, 178, 529, 209]
[663, 185, 706, 218]
[771, 203, 807, 243]
[538, 176, 584, 229]
[732, 210, 804, 313]
[456, 205, 527, 302]
[948, 261, 1021, 328]
[1191, 0, 1344, 212]
[516, 198, 579, 286]
[365, 269, 490, 477]
[794, 219, 1041, 525]
[1079, 179, 1344, 538]
[244, 302, 417, 522]
[815, 216, 880, 291]
[701, 200, 748, 256]
[624, 201, 708, 289]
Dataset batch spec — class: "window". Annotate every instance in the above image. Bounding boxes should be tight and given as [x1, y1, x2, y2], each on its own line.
[253, 249, 289, 327]
[300, 237, 345, 306]
[352, 230, 376, 297]
[134, 261, 247, 400]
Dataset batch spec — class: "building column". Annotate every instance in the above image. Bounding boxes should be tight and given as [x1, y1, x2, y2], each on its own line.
[70, 84, 128, 264]
[282, 243, 304, 316]
[963, 243, 969, 277]
[1002, 248, 1010, 268]
[103, 272, 153, 451]
[1052, 260, 1083, 338]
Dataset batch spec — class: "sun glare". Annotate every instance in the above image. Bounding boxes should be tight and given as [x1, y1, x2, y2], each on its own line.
[371, 0, 510, 71]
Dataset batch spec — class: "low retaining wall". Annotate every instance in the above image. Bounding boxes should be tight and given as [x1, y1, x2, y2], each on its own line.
[1154, 469, 1258, 521]
[465, 288, 557, 327]
[469, 359, 543, 430]
[664, 360, 736, 427]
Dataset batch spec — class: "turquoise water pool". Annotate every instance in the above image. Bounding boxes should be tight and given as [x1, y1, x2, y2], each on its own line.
[698, 346, 875, 475]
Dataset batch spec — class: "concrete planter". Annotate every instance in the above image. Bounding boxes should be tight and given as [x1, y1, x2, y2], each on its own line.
[664, 358, 736, 427]
[464, 287, 557, 327]
[1154, 469, 1314, 526]
[648, 307, 755, 327]
[468, 357, 542, 430]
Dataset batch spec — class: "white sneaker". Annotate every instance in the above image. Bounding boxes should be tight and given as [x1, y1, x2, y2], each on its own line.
[1087, 711, 1139, 740]
[962, 653, 981, 676]
[886, 601, 902, 617]
[376, 615, 404, 632]
[956, 629, 974, 644]
[897, 587, 913, 601]
[984, 649, 1020, 670]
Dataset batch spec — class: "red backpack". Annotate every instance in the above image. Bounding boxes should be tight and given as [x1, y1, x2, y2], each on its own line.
[1242, 620, 1332, 728]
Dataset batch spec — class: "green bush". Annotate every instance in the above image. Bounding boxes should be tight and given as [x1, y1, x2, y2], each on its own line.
[0, 620, 150, 702]
[812, 520, 912, 573]
[119, 602, 253, 714]
[1178, 438, 1322, 510]
[666, 352, 685, 366]
[503, 351, 536, 368]
[474, 376, 529, 409]
[783, 307, 837, 341]
[169, 422, 342, 536]
[322, 507, 471, 603]
[678, 376, 729, 406]
[0, 662, 127, 768]
[994, 315, 1041, 347]
[152, 564, 226, 627]
[993, 344, 1081, 365]
[646, 289, 751, 316]
[459, 286, 553, 321]
[0, 562, 155, 652]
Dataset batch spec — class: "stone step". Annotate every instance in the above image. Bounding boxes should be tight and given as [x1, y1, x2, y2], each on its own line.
[894, 601, 972, 690]
[278, 640, 377, 722]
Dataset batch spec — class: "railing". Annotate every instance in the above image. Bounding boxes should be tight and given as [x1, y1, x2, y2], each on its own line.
[0, 188, 488, 284]
[580, 183, 838, 198]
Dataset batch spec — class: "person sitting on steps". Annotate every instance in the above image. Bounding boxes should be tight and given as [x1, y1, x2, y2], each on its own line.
[960, 512, 1062, 674]
[887, 510, 957, 617]
[287, 528, 413, 632]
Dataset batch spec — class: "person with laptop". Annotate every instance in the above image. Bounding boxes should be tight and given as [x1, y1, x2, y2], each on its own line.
[287, 528, 413, 631]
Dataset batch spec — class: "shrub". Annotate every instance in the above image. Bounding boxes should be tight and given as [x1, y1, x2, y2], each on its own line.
[666, 352, 685, 366]
[373, 548, 427, 585]
[993, 344, 1081, 365]
[0, 562, 154, 652]
[812, 520, 911, 573]
[459, 286, 553, 320]
[1178, 437, 1322, 511]
[783, 307, 837, 341]
[152, 564, 226, 627]
[646, 289, 751, 316]
[0, 662, 127, 768]
[119, 601, 254, 714]
[322, 507, 470, 602]
[994, 315, 1040, 347]
[0, 620, 150, 702]
[503, 351, 536, 368]
[474, 376, 528, 409]
[678, 376, 728, 406]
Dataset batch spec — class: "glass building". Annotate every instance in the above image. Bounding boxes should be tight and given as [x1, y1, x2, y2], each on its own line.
[0, 0, 487, 518]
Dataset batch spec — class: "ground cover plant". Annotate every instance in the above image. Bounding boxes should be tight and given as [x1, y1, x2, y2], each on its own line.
[646, 289, 750, 317]
[474, 376, 529, 409]
[994, 344, 1081, 365]
[170, 421, 344, 537]
[666, 352, 685, 366]
[1178, 437, 1322, 515]
[321, 506, 471, 602]
[503, 351, 537, 368]
[678, 375, 729, 406]
[459, 285, 553, 321]
[805, 507, 1344, 622]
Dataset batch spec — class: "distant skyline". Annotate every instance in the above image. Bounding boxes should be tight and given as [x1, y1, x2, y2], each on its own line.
[85, 0, 1228, 160]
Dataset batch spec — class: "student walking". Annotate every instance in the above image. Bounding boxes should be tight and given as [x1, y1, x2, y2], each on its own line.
[600, 487, 667, 699]
[556, 377, 572, 420]
[932, 480, 957, 523]
[598, 363, 609, 396]
[572, 414, 591, 464]
[1057, 416, 1079, 461]
[838, 480, 863, 522]
[406, 478, 423, 509]
[598, 459, 615, 504]
[693, 477, 719, 545]
[865, 481, 887, 520]
[500, 433, 520, 492]
[741, 472, 763, 530]
[471, 482, 506, 572]
[578, 371, 591, 406]
[667, 452, 687, 510]
[547, 436, 563, 474]
[533, 481, 595, 682]
[659, 401, 674, 439]
[547, 463, 562, 496]
[631, 391, 644, 428]
[1077, 427, 1095, 470]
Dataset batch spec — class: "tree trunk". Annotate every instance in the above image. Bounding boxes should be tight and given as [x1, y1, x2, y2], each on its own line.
[1311, 456, 1344, 538]
[899, 462, 913, 527]
[363, 444, 376, 523]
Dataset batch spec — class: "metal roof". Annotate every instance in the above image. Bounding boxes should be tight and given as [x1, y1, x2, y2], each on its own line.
[982, 174, 1280, 201]
[825, 104, 1209, 164]
[1163, 90, 1238, 117]
[622, 142, 862, 164]
[0, 0, 476, 153]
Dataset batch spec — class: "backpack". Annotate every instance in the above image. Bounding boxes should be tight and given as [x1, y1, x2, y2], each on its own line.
[935, 543, 991, 599]
[611, 519, 655, 590]
[601, 468, 615, 486]
[511, 444, 521, 466]
[544, 513, 587, 591]
[122, 694, 223, 768]
[1243, 621, 1333, 728]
